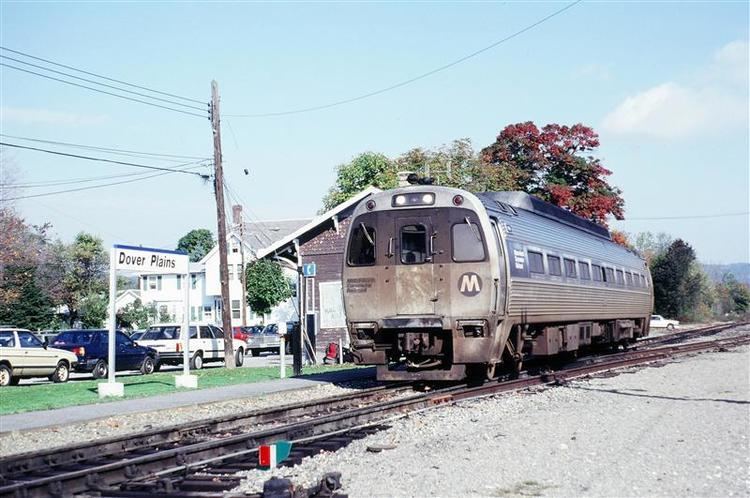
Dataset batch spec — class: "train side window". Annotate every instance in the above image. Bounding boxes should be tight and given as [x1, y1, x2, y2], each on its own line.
[626, 272, 633, 286]
[401, 224, 427, 264]
[452, 223, 486, 262]
[616, 270, 624, 285]
[348, 224, 376, 266]
[528, 251, 544, 273]
[592, 264, 602, 281]
[605, 267, 615, 283]
[641, 274, 647, 287]
[564, 258, 577, 278]
[547, 255, 562, 276]
[579, 262, 591, 280]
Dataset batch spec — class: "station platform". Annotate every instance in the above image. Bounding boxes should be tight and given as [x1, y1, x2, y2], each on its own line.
[0, 367, 375, 434]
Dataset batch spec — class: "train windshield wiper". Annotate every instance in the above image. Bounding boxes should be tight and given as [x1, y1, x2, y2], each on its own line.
[360, 222, 375, 246]
[465, 216, 481, 241]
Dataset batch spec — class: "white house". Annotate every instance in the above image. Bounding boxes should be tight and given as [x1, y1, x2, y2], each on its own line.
[137, 215, 309, 329]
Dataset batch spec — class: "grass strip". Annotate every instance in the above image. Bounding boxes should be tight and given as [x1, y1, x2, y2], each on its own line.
[0, 364, 360, 415]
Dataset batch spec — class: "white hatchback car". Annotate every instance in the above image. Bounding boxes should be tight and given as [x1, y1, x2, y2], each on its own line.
[138, 323, 246, 370]
[649, 315, 680, 330]
[0, 328, 78, 386]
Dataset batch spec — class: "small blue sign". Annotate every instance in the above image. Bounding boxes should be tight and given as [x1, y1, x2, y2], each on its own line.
[302, 262, 316, 277]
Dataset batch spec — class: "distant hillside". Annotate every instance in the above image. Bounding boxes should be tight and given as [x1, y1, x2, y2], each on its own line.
[702, 263, 750, 286]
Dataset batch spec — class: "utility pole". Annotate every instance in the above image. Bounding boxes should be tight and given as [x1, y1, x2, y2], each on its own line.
[238, 213, 248, 327]
[210, 80, 235, 368]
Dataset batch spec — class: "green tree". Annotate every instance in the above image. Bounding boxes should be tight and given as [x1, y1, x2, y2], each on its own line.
[0, 266, 54, 330]
[715, 273, 750, 316]
[117, 298, 151, 329]
[79, 292, 108, 328]
[321, 152, 398, 211]
[61, 232, 108, 327]
[177, 229, 215, 262]
[651, 239, 713, 321]
[245, 259, 293, 317]
[632, 232, 673, 264]
[395, 138, 483, 190]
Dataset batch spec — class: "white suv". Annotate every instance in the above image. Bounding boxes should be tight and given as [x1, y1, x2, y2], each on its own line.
[0, 328, 78, 386]
[138, 323, 246, 370]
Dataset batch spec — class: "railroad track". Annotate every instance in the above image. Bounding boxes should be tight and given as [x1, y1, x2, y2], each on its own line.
[2, 324, 747, 498]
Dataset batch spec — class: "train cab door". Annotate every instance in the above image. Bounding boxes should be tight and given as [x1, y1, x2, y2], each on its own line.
[394, 216, 436, 315]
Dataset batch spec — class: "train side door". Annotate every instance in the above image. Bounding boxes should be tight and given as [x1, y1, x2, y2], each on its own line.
[394, 217, 435, 315]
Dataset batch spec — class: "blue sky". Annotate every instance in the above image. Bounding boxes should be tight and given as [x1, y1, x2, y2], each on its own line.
[1, 1, 747, 263]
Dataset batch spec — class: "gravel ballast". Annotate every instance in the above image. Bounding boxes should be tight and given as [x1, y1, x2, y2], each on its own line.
[234, 345, 750, 497]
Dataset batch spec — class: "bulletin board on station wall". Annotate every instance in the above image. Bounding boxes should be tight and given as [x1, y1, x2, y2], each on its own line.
[318, 281, 346, 329]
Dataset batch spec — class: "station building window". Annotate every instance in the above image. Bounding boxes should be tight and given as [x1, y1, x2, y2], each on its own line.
[231, 299, 241, 319]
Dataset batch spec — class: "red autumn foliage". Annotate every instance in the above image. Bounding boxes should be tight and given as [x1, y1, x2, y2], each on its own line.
[480, 122, 624, 227]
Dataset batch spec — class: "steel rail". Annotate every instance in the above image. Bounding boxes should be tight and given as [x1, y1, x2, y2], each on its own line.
[98, 335, 750, 497]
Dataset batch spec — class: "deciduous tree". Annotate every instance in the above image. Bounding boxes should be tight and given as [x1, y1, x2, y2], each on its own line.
[651, 239, 713, 321]
[480, 122, 624, 226]
[245, 260, 293, 317]
[321, 152, 397, 211]
[177, 229, 215, 262]
[61, 232, 108, 327]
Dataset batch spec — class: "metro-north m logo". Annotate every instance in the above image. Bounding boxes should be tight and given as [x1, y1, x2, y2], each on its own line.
[458, 272, 482, 297]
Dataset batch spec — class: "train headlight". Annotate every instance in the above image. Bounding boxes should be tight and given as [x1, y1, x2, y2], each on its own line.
[391, 192, 436, 207]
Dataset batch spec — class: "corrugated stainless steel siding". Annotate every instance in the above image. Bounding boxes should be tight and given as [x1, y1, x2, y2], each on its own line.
[508, 279, 651, 318]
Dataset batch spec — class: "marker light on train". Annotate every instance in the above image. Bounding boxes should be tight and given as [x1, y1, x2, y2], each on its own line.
[453, 195, 464, 206]
[366, 200, 376, 211]
[394, 195, 407, 206]
[422, 193, 434, 204]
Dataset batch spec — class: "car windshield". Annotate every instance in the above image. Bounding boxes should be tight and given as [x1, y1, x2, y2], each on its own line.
[143, 326, 197, 340]
[53, 331, 97, 344]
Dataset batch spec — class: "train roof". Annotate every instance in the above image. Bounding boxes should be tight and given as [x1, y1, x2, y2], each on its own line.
[477, 191, 611, 240]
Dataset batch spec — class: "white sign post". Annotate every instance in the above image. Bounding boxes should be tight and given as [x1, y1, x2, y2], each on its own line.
[99, 244, 190, 398]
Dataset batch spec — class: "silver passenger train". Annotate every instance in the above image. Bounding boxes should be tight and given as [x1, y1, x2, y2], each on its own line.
[342, 186, 653, 381]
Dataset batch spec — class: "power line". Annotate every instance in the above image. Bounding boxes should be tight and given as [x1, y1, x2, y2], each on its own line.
[4, 161, 211, 188]
[0, 142, 213, 178]
[3, 163, 210, 201]
[226, 0, 582, 118]
[623, 212, 749, 221]
[0, 55, 206, 112]
[0, 46, 204, 105]
[1, 63, 207, 119]
[0, 133, 209, 162]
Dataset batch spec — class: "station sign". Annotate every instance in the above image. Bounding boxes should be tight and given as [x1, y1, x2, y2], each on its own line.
[302, 262, 316, 277]
[113, 244, 188, 274]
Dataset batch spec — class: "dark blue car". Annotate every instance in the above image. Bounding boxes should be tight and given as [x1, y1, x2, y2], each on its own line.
[52, 330, 159, 379]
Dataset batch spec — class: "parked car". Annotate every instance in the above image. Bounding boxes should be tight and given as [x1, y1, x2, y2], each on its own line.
[138, 323, 245, 369]
[0, 328, 78, 386]
[129, 330, 146, 341]
[247, 322, 298, 356]
[649, 315, 680, 330]
[52, 330, 159, 379]
[232, 325, 263, 344]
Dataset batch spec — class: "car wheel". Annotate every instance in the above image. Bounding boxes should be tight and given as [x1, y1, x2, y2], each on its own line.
[92, 359, 108, 379]
[191, 352, 203, 370]
[235, 348, 244, 367]
[141, 356, 155, 375]
[667, 323, 675, 330]
[49, 361, 70, 383]
[251, 349, 260, 357]
[0, 365, 12, 387]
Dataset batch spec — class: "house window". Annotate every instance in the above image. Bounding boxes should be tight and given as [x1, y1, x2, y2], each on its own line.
[228, 264, 234, 280]
[592, 264, 602, 282]
[564, 258, 577, 278]
[157, 276, 162, 290]
[203, 306, 212, 319]
[176, 275, 182, 290]
[231, 242, 239, 254]
[237, 264, 243, 280]
[579, 262, 591, 280]
[190, 306, 197, 321]
[547, 255, 562, 276]
[148, 276, 158, 290]
[142, 276, 148, 291]
[528, 251, 544, 274]
[231, 299, 241, 319]
[191, 274, 197, 289]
